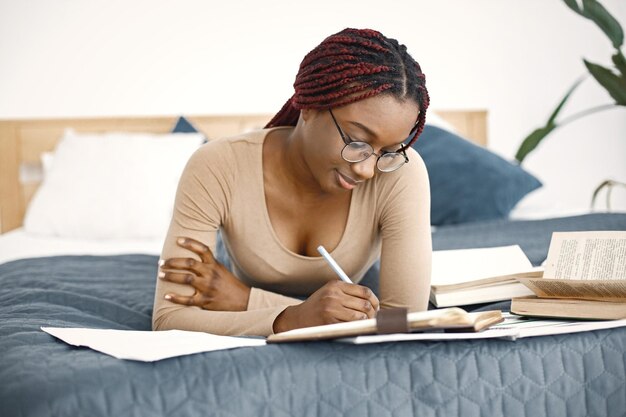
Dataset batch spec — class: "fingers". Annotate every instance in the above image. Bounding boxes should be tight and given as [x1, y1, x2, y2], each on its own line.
[340, 283, 380, 312]
[175, 237, 216, 264]
[164, 292, 197, 306]
[313, 282, 380, 323]
[158, 270, 196, 286]
[159, 257, 203, 275]
[159, 237, 216, 273]
[340, 295, 377, 319]
[333, 308, 371, 322]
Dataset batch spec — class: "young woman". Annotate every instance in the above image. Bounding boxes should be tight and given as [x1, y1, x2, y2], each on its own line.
[152, 28, 431, 336]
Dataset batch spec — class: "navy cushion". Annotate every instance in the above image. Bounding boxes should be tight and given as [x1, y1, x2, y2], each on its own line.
[412, 125, 541, 225]
[171, 116, 207, 144]
[171, 116, 198, 133]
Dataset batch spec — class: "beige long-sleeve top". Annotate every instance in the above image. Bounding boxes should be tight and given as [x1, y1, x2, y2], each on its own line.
[152, 126, 432, 336]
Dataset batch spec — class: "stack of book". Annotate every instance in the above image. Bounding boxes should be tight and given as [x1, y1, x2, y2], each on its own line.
[430, 245, 542, 307]
[511, 231, 626, 320]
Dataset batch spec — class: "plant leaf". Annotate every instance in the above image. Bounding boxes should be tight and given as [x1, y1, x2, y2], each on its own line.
[612, 51, 626, 77]
[547, 77, 585, 125]
[563, 0, 584, 16]
[516, 78, 584, 163]
[515, 124, 557, 163]
[584, 59, 626, 104]
[581, 0, 624, 48]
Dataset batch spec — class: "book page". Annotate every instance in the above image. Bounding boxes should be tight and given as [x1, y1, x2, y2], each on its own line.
[517, 231, 626, 301]
[544, 231, 626, 280]
[515, 278, 626, 301]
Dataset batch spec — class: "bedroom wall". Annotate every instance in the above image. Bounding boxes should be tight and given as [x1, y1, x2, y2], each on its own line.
[1, 0, 625, 215]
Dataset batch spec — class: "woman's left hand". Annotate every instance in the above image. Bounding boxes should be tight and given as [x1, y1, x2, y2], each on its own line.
[159, 237, 251, 311]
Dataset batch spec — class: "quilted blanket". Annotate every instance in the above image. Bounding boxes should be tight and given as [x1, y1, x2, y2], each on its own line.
[1, 214, 626, 417]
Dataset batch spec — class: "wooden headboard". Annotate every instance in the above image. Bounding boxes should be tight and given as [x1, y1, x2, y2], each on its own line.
[0, 110, 487, 234]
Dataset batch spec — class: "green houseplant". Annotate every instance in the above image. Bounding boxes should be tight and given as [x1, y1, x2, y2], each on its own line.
[515, 0, 626, 163]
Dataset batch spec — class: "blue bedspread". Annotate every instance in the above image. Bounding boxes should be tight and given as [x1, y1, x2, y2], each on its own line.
[1, 214, 625, 417]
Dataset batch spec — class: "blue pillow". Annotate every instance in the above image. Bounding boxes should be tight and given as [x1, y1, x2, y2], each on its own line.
[171, 116, 198, 133]
[412, 125, 541, 225]
[171, 116, 207, 143]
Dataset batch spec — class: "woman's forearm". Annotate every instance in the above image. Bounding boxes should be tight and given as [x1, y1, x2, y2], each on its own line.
[152, 303, 291, 336]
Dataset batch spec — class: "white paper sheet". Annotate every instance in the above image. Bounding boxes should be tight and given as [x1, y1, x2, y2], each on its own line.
[338, 313, 626, 344]
[41, 327, 266, 362]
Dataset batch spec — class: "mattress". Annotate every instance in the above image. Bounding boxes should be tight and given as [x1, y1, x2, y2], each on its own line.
[0, 228, 163, 266]
[1, 213, 626, 417]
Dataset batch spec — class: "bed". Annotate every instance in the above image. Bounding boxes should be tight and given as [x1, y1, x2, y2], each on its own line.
[1, 112, 625, 417]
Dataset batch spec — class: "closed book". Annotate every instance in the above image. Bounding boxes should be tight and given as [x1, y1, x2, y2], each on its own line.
[430, 275, 539, 307]
[267, 308, 503, 343]
[511, 296, 626, 320]
[430, 245, 542, 307]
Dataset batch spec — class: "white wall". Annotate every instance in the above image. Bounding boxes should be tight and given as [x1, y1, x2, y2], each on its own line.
[1, 0, 625, 214]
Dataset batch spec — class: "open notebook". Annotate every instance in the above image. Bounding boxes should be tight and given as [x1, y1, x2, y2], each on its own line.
[267, 307, 504, 343]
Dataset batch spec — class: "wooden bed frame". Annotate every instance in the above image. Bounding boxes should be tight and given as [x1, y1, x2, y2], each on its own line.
[0, 110, 487, 234]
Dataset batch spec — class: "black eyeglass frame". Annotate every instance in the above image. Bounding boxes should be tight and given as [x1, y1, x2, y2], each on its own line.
[328, 109, 419, 173]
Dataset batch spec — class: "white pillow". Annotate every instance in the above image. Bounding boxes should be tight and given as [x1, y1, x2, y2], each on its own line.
[24, 129, 205, 239]
[426, 112, 459, 134]
[41, 151, 55, 177]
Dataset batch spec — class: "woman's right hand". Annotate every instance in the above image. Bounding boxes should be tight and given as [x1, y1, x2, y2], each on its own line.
[273, 280, 380, 333]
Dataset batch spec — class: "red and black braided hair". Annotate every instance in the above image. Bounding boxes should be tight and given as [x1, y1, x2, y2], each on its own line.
[265, 28, 429, 147]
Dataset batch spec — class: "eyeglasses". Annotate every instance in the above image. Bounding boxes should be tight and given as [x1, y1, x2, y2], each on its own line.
[329, 109, 418, 173]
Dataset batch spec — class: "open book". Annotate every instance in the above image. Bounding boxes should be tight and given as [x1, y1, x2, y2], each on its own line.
[510, 296, 626, 320]
[266, 308, 503, 343]
[512, 231, 626, 319]
[430, 245, 540, 307]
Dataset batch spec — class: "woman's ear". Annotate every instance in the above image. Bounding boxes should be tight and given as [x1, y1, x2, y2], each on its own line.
[301, 108, 323, 125]
[301, 108, 312, 123]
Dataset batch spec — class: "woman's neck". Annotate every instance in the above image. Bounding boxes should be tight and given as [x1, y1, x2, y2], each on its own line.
[265, 126, 332, 202]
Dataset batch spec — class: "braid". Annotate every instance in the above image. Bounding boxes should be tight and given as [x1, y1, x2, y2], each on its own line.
[265, 28, 429, 146]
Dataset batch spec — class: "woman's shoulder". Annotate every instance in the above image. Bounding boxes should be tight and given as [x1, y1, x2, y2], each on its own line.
[362, 146, 428, 212]
[364, 146, 430, 224]
[200, 129, 266, 151]
[188, 129, 267, 168]
[372, 146, 428, 191]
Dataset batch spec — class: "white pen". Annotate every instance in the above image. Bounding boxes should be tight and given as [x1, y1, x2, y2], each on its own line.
[317, 245, 353, 284]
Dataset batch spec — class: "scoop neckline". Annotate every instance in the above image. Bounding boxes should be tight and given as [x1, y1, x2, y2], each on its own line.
[257, 127, 357, 261]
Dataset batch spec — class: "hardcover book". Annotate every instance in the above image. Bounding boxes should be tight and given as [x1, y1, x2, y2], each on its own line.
[430, 245, 540, 307]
